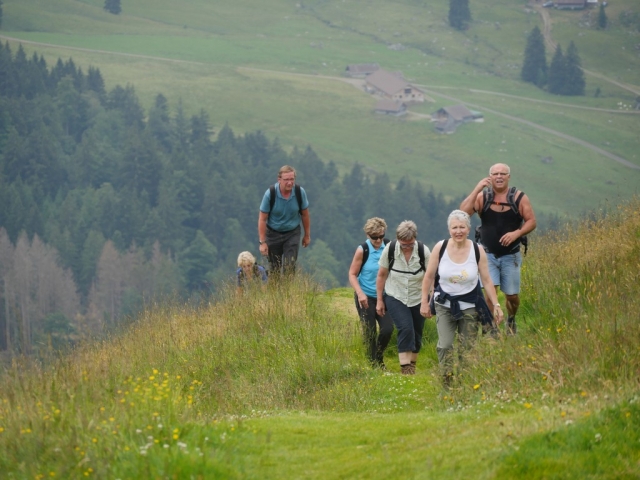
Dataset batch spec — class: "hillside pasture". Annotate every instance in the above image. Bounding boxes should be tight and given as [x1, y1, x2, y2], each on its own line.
[1, 0, 639, 220]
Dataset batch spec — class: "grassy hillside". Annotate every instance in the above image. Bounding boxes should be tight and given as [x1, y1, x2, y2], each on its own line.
[1, 0, 639, 221]
[1, 198, 639, 478]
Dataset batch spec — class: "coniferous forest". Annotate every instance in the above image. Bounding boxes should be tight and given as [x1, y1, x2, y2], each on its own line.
[0, 42, 469, 356]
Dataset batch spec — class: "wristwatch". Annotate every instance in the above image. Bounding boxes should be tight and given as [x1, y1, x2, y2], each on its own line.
[259, 241, 265, 245]
[494, 304, 501, 308]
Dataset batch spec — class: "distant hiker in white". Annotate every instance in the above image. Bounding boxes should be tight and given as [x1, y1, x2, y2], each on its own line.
[420, 210, 503, 387]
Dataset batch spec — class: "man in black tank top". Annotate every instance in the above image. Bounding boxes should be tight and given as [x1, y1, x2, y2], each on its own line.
[459, 163, 537, 335]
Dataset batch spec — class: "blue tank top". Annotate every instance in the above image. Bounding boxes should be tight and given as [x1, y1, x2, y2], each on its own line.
[358, 239, 384, 298]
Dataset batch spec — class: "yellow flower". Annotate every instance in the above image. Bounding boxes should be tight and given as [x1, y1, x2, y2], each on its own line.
[473, 384, 480, 390]
[173, 434, 179, 440]
[92, 438, 97, 443]
[524, 403, 532, 409]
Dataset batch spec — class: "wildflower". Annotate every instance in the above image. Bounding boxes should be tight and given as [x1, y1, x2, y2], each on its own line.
[595, 433, 602, 442]
[626, 412, 631, 418]
[524, 403, 532, 409]
[92, 438, 97, 443]
[473, 384, 480, 390]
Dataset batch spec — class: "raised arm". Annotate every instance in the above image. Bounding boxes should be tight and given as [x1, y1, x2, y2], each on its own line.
[460, 177, 492, 216]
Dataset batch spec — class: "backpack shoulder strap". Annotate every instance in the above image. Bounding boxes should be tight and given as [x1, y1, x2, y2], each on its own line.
[473, 241, 480, 263]
[269, 184, 303, 215]
[481, 189, 493, 216]
[357, 242, 369, 276]
[507, 186, 523, 216]
[295, 184, 303, 214]
[268, 185, 276, 212]
[387, 240, 397, 271]
[434, 238, 448, 288]
[417, 241, 426, 272]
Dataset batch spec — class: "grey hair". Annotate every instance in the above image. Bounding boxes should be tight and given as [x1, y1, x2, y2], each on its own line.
[396, 220, 417, 241]
[447, 210, 471, 229]
[237, 251, 256, 267]
[363, 217, 387, 236]
[489, 163, 510, 175]
[278, 165, 296, 178]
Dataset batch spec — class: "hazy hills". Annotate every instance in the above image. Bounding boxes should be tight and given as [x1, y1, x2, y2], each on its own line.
[1, 0, 639, 220]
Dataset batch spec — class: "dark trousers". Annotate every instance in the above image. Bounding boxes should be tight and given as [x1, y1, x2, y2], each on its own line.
[384, 294, 425, 354]
[266, 225, 301, 274]
[354, 293, 394, 365]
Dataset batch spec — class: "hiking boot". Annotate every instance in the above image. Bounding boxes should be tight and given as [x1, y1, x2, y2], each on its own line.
[409, 361, 417, 375]
[506, 316, 517, 335]
[401, 364, 415, 375]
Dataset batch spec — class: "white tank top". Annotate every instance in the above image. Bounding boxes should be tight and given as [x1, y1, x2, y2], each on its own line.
[436, 243, 478, 310]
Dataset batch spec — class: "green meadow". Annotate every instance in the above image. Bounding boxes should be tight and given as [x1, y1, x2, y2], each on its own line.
[1, 198, 639, 478]
[2, 0, 639, 220]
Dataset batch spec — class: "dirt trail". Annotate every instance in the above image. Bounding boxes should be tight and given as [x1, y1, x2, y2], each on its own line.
[530, 3, 640, 96]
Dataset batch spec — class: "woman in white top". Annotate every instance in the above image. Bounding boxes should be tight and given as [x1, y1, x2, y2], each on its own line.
[420, 210, 504, 385]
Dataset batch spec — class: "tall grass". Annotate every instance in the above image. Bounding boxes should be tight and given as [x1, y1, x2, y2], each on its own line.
[1, 202, 640, 477]
[460, 197, 640, 405]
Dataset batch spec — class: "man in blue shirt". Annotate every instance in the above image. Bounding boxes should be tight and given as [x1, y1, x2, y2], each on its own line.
[258, 165, 311, 275]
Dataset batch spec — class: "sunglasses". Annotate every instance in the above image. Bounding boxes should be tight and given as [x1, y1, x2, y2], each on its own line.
[369, 233, 385, 240]
[399, 241, 415, 249]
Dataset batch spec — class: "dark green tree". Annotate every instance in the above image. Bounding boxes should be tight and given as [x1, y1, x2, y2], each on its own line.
[104, 0, 121, 15]
[180, 230, 217, 291]
[0, 0, 4, 30]
[521, 26, 548, 87]
[598, 4, 608, 29]
[564, 41, 585, 96]
[547, 45, 566, 95]
[449, 0, 471, 31]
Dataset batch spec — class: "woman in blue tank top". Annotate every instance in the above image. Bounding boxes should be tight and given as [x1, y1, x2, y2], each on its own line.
[348, 217, 394, 369]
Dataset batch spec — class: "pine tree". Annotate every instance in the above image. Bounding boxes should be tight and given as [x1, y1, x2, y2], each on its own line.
[521, 26, 548, 87]
[547, 45, 566, 95]
[104, 0, 121, 15]
[564, 41, 585, 96]
[449, 0, 471, 31]
[598, 4, 607, 29]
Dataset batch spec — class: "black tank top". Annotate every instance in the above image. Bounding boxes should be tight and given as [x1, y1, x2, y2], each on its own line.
[480, 207, 523, 258]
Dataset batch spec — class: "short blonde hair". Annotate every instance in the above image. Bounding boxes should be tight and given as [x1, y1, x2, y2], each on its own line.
[237, 251, 256, 267]
[396, 220, 417, 241]
[363, 217, 387, 236]
[447, 210, 471, 229]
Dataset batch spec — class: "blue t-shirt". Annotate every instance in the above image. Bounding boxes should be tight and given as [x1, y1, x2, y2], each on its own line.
[236, 265, 268, 287]
[358, 239, 385, 298]
[259, 183, 309, 232]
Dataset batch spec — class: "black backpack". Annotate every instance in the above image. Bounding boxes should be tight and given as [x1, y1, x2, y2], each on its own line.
[434, 238, 480, 289]
[269, 184, 303, 215]
[476, 186, 528, 255]
[357, 238, 390, 276]
[387, 240, 427, 275]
